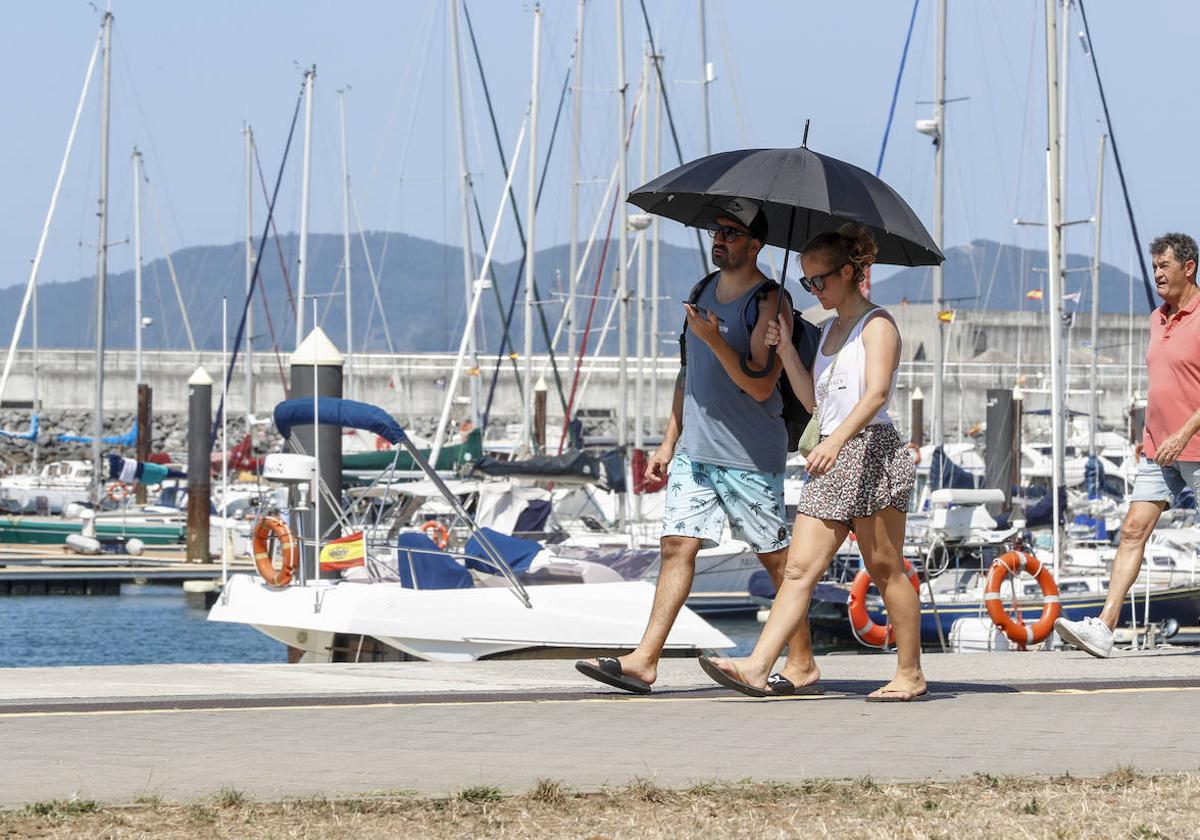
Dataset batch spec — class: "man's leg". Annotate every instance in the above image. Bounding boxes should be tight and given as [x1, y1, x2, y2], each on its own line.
[756, 547, 820, 688]
[609, 534, 704, 685]
[1098, 500, 1166, 628]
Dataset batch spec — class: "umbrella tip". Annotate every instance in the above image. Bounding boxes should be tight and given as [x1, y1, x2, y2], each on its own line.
[801, 118, 810, 148]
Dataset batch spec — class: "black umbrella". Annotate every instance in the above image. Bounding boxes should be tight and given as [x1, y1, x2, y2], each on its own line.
[628, 138, 943, 376]
[627, 144, 943, 266]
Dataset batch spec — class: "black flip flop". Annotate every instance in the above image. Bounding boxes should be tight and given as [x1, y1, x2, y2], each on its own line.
[574, 657, 652, 695]
[766, 673, 823, 697]
[698, 655, 767, 697]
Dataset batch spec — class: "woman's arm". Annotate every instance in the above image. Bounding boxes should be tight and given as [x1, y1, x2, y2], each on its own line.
[766, 314, 815, 411]
[803, 314, 900, 476]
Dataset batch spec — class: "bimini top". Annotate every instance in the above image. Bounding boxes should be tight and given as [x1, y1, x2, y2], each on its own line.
[273, 397, 407, 445]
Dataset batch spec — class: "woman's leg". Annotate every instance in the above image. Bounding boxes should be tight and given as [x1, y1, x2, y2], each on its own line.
[706, 514, 848, 689]
[853, 505, 925, 698]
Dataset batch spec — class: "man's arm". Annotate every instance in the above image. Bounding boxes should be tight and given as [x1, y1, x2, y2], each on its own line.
[645, 370, 685, 481]
[1154, 403, 1200, 465]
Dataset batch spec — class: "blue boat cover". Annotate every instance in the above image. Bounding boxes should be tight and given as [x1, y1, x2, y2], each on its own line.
[929, 446, 979, 491]
[463, 527, 541, 575]
[1025, 485, 1067, 528]
[57, 419, 137, 446]
[1084, 455, 1105, 501]
[394, 532, 473, 590]
[273, 397, 407, 445]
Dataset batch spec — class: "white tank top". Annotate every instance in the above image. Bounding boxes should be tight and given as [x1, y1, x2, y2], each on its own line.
[811, 308, 898, 435]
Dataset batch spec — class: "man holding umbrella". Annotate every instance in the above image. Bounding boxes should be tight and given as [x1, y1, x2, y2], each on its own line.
[576, 197, 809, 695]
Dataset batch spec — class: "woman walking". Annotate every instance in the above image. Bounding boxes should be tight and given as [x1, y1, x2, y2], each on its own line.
[699, 224, 924, 701]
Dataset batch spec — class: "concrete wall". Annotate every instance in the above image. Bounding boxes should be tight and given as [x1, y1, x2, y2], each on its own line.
[1, 304, 1150, 442]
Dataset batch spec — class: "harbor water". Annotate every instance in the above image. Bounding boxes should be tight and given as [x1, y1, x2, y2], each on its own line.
[0, 585, 765, 668]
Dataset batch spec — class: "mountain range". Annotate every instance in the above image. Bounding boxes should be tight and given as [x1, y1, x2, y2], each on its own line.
[0, 234, 1151, 354]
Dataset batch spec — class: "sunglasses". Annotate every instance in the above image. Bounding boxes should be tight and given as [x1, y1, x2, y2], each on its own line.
[706, 224, 751, 242]
[799, 261, 850, 293]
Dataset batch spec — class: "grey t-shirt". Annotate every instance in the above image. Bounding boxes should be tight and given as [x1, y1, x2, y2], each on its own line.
[678, 277, 787, 473]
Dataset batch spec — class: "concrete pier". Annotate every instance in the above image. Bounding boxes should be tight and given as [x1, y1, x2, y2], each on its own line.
[1, 650, 1197, 806]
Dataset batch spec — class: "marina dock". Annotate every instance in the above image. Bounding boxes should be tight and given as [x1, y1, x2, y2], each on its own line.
[0, 545, 234, 595]
[2, 651, 1198, 807]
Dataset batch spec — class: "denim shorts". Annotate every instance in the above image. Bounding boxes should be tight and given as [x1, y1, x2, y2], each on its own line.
[661, 452, 789, 553]
[1129, 456, 1200, 508]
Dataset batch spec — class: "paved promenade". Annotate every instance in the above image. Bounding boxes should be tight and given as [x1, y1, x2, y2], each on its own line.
[2, 650, 1198, 806]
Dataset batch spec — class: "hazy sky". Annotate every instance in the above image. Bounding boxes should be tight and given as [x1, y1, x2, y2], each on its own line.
[3, 1, 1194, 301]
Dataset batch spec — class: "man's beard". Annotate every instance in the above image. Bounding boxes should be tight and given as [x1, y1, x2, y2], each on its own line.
[712, 247, 743, 270]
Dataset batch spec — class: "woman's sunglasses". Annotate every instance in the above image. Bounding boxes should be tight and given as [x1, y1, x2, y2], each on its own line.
[799, 261, 850, 293]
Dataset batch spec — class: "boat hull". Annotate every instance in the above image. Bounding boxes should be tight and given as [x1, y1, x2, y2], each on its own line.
[209, 573, 733, 663]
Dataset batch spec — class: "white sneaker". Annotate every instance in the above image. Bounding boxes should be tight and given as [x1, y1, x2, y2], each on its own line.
[1054, 616, 1114, 659]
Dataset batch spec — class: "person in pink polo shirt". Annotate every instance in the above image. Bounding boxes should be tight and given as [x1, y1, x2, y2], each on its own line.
[1056, 233, 1200, 657]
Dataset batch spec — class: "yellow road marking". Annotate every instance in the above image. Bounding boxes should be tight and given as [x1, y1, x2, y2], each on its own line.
[1, 684, 1198, 719]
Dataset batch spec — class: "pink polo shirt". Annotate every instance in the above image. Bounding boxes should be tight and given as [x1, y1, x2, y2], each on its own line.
[1144, 290, 1200, 461]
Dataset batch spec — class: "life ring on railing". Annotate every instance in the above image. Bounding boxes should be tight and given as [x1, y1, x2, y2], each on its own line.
[252, 516, 298, 586]
[984, 550, 1061, 647]
[375, 435, 392, 451]
[420, 520, 451, 549]
[904, 442, 922, 465]
[106, 481, 130, 502]
[847, 558, 922, 648]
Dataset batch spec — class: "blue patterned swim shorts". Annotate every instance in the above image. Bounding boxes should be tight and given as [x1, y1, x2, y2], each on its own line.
[660, 451, 789, 553]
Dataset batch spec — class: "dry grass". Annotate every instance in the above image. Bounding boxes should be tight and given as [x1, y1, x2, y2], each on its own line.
[0, 770, 1193, 838]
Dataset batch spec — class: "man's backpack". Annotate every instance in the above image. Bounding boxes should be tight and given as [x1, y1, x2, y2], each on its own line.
[679, 272, 821, 452]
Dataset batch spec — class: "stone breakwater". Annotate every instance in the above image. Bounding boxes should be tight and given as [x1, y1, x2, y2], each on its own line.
[0, 410, 582, 472]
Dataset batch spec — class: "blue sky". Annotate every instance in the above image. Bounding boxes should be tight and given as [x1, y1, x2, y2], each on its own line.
[3, 1, 1193, 302]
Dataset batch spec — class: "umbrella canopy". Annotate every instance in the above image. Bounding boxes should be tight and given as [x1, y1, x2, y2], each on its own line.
[628, 145, 943, 267]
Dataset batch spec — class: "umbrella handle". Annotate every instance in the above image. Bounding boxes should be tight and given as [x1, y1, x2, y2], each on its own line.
[739, 346, 778, 379]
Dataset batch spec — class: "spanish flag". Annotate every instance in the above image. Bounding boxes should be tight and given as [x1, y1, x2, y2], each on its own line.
[319, 531, 366, 571]
[937, 310, 955, 323]
[1026, 288, 1044, 300]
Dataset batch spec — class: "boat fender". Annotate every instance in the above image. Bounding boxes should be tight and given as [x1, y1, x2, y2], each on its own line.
[983, 550, 1061, 647]
[847, 558, 922, 648]
[251, 516, 298, 587]
[65, 533, 102, 555]
[125, 538, 145, 556]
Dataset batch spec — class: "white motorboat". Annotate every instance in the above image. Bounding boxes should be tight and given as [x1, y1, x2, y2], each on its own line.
[208, 397, 732, 663]
[0, 460, 93, 514]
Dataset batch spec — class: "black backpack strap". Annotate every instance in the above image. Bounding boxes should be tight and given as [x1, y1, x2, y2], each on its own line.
[679, 271, 720, 368]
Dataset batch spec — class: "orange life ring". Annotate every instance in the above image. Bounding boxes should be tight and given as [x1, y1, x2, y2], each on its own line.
[419, 520, 450, 549]
[847, 558, 922, 648]
[904, 442, 922, 465]
[252, 516, 298, 586]
[106, 481, 130, 502]
[984, 550, 1061, 647]
[375, 435, 392, 451]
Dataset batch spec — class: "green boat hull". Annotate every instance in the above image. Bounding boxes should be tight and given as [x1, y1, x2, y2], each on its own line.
[0, 516, 186, 546]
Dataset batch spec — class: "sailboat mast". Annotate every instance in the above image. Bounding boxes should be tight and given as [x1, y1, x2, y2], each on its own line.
[448, 0, 481, 432]
[244, 124, 254, 426]
[132, 148, 144, 386]
[698, 0, 711, 155]
[635, 46, 650, 455]
[296, 66, 315, 348]
[522, 4, 543, 453]
[1044, 0, 1067, 577]
[615, 0, 629, 457]
[650, 51, 663, 430]
[1089, 134, 1106, 460]
[568, 0, 586, 380]
[92, 11, 113, 502]
[338, 89, 353, 400]
[930, 0, 947, 457]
